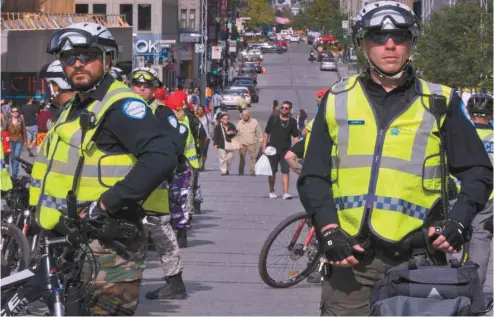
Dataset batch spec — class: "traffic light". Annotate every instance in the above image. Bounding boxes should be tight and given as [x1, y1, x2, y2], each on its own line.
[212, 69, 217, 75]
[236, 37, 241, 42]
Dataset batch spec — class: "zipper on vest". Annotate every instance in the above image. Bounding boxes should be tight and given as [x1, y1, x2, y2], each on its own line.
[366, 129, 385, 209]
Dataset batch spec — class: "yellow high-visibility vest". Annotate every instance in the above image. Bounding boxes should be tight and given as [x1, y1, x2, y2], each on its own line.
[0, 139, 12, 191]
[303, 119, 314, 158]
[30, 81, 170, 230]
[182, 115, 200, 169]
[324, 75, 452, 242]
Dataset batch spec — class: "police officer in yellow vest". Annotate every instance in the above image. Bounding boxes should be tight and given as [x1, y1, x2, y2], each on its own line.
[464, 94, 493, 301]
[0, 135, 13, 191]
[128, 67, 189, 300]
[30, 22, 180, 315]
[297, 2, 493, 315]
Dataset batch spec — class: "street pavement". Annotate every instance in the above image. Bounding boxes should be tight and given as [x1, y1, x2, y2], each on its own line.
[136, 42, 341, 315]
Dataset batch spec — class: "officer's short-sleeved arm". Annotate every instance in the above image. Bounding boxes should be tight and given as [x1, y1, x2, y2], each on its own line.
[443, 93, 493, 226]
[297, 92, 337, 232]
[99, 99, 179, 213]
[155, 105, 186, 154]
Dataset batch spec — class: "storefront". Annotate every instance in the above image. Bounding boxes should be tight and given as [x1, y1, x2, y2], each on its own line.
[178, 32, 200, 84]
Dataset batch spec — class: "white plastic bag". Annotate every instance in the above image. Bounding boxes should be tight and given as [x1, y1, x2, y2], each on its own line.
[255, 154, 273, 176]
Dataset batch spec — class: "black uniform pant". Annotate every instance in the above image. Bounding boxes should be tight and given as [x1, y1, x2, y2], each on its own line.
[320, 254, 406, 316]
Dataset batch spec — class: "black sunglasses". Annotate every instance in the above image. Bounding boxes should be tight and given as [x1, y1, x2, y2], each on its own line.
[364, 31, 412, 45]
[60, 52, 102, 66]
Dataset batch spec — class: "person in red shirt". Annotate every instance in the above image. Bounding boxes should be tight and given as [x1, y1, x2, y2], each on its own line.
[36, 103, 56, 133]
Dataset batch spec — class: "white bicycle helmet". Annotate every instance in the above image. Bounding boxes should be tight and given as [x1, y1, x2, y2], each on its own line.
[110, 67, 125, 81]
[129, 67, 162, 86]
[40, 60, 72, 96]
[352, 1, 419, 78]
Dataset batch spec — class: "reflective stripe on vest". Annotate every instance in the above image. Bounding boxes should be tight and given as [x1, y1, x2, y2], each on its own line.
[30, 81, 170, 230]
[325, 75, 451, 242]
[0, 140, 12, 191]
[182, 116, 200, 169]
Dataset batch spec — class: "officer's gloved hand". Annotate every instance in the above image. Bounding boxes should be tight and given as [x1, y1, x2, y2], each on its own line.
[428, 219, 466, 253]
[321, 226, 364, 268]
[81, 201, 105, 220]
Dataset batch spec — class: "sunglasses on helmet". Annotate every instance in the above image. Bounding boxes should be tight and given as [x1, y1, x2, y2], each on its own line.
[364, 30, 412, 44]
[131, 71, 156, 82]
[59, 52, 102, 66]
[47, 28, 117, 54]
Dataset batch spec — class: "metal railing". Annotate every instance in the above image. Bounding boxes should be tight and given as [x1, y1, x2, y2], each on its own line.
[1, 13, 130, 31]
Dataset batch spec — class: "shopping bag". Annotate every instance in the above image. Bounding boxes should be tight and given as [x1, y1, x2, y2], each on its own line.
[255, 154, 272, 176]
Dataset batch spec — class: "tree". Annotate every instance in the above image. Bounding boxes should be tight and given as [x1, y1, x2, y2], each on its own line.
[414, 2, 493, 89]
[289, 0, 346, 41]
[240, 0, 275, 28]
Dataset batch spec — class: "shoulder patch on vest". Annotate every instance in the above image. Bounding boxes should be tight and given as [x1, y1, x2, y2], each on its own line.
[179, 124, 188, 134]
[122, 100, 147, 119]
[168, 115, 178, 128]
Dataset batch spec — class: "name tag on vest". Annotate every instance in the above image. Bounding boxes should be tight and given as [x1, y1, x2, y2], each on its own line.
[348, 120, 365, 125]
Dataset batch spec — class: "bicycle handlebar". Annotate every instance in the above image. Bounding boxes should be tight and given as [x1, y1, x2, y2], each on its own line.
[14, 156, 32, 175]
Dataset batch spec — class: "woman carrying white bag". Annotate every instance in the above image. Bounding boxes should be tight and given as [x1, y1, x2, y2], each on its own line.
[213, 113, 240, 175]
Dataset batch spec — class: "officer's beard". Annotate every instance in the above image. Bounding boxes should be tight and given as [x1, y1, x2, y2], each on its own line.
[67, 67, 103, 93]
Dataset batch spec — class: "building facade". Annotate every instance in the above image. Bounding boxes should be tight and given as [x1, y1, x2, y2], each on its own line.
[74, 0, 179, 86]
[178, 0, 201, 83]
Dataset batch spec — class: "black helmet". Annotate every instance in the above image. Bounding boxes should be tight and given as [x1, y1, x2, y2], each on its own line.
[467, 94, 493, 116]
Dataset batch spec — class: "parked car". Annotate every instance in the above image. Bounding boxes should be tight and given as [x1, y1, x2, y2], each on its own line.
[320, 57, 337, 71]
[237, 67, 258, 85]
[230, 77, 259, 103]
[275, 40, 288, 51]
[289, 35, 300, 43]
[221, 89, 246, 109]
[229, 86, 252, 105]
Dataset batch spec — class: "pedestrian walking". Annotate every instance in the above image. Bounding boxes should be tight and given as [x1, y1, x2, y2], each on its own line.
[262, 101, 299, 199]
[236, 110, 262, 176]
[214, 113, 237, 176]
[196, 105, 213, 170]
[6, 106, 26, 178]
[20, 97, 39, 157]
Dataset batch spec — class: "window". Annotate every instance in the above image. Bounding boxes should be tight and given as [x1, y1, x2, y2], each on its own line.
[93, 4, 107, 14]
[188, 9, 196, 29]
[75, 4, 89, 14]
[180, 9, 187, 29]
[120, 4, 133, 26]
[138, 4, 152, 31]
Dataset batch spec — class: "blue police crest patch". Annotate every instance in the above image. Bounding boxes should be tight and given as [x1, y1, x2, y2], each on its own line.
[390, 127, 400, 136]
[122, 100, 147, 119]
[168, 115, 178, 128]
[179, 124, 187, 134]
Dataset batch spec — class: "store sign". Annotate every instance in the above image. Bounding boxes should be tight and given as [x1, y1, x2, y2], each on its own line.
[134, 34, 169, 65]
[180, 32, 201, 43]
[1, 72, 46, 100]
[178, 44, 192, 61]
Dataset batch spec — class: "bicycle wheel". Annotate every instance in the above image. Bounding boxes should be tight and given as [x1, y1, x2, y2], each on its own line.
[1, 222, 31, 275]
[258, 212, 321, 288]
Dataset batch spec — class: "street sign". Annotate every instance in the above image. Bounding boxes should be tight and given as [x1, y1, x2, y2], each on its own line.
[195, 43, 205, 53]
[211, 46, 222, 60]
[168, 63, 176, 71]
[227, 22, 232, 30]
[229, 46, 236, 53]
[342, 20, 349, 29]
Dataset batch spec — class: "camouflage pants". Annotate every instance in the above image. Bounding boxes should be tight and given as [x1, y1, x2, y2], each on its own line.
[169, 167, 192, 229]
[82, 230, 147, 316]
[147, 215, 183, 277]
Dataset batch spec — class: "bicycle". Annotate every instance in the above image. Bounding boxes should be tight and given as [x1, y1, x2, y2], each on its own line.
[1, 194, 141, 316]
[2, 157, 40, 267]
[1, 222, 31, 277]
[258, 211, 321, 288]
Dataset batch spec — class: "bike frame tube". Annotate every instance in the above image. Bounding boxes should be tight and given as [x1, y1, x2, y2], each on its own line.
[289, 219, 306, 248]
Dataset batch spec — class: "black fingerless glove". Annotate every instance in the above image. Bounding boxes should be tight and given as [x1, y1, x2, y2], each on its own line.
[431, 219, 467, 250]
[321, 227, 357, 262]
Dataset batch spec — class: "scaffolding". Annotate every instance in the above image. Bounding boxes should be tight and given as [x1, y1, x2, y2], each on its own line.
[199, 0, 208, 104]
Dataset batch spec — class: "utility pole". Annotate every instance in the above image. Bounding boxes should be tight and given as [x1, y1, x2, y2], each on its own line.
[200, 0, 208, 106]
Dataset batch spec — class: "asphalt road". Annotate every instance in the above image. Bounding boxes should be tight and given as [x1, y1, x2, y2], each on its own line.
[136, 41, 341, 315]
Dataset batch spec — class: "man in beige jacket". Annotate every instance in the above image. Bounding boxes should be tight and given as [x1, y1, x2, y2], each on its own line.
[236, 110, 263, 175]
